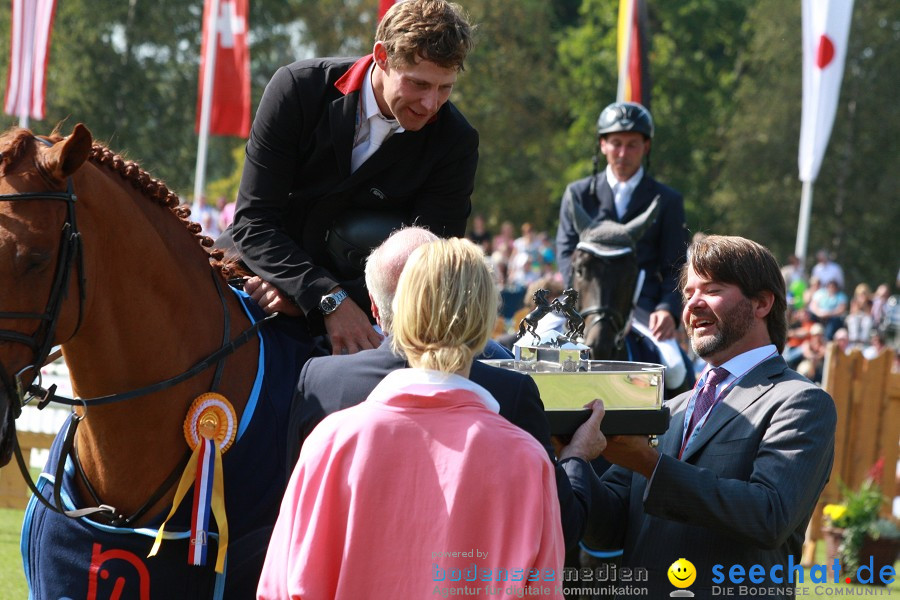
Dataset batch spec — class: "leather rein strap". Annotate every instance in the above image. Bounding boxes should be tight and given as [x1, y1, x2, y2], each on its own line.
[0, 137, 275, 524]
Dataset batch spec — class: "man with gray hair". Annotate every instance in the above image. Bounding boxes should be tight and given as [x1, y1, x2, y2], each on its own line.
[365, 226, 439, 335]
[286, 226, 606, 550]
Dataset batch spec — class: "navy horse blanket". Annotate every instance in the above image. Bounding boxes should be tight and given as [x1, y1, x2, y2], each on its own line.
[22, 290, 312, 599]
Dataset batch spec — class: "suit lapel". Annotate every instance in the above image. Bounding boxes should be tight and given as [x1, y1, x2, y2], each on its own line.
[620, 177, 655, 223]
[349, 129, 417, 182]
[661, 398, 687, 458]
[680, 357, 786, 462]
[592, 177, 618, 222]
[330, 90, 360, 181]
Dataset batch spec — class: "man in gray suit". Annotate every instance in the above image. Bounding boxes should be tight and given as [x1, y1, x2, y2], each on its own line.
[585, 235, 836, 599]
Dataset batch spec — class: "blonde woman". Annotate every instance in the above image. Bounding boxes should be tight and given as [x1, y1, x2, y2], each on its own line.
[258, 238, 564, 599]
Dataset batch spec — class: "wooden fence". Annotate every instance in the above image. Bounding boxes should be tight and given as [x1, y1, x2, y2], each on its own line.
[803, 345, 900, 562]
[0, 431, 55, 509]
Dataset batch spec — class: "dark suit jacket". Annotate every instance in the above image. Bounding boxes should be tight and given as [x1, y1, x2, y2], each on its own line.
[230, 55, 478, 331]
[555, 172, 688, 322]
[583, 356, 836, 599]
[287, 340, 595, 550]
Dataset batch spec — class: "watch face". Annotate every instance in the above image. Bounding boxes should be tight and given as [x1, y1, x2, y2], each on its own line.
[320, 296, 337, 314]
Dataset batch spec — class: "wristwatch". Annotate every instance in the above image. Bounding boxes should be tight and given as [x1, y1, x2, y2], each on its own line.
[319, 289, 349, 315]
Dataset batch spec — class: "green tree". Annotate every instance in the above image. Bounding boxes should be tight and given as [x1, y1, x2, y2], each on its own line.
[556, 0, 752, 234]
[0, 0, 300, 203]
[711, 0, 899, 288]
[456, 0, 571, 230]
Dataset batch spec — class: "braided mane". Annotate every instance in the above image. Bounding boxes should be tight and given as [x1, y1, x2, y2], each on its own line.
[0, 128, 239, 277]
[88, 143, 240, 277]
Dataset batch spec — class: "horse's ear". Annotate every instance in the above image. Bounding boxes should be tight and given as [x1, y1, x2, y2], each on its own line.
[44, 123, 93, 179]
[623, 196, 660, 242]
[571, 192, 594, 234]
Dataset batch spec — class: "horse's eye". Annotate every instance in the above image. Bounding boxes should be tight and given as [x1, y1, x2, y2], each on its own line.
[18, 250, 53, 274]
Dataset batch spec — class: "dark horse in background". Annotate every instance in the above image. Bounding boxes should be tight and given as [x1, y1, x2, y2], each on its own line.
[0, 124, 313, 598]
[569, 198, 693, 398]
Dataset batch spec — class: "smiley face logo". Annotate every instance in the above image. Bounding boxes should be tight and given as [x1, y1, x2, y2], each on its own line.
[668, 558, 696, 588]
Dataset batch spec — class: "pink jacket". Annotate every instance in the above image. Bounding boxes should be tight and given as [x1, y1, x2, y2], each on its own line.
[258, 369, 564, 599]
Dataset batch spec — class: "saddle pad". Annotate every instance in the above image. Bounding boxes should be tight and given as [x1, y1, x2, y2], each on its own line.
[21, 289, 313, 600]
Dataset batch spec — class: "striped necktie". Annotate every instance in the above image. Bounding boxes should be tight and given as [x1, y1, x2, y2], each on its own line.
[685, 367, 730, 440]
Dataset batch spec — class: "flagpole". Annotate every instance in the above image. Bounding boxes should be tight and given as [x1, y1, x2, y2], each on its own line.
[193, 0, 221, 219]
[795, 180, 814, 272]
[19, 0, 36, 129]
[616, 0, 635, 102]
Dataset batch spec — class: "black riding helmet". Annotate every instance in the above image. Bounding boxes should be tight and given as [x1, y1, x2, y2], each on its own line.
[596, 101, 654, 140]
[589, 102, 654, 195]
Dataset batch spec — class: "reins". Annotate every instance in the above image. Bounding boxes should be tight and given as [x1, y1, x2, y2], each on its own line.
[19, 269, 275, 526]
[0, 136, 276, 525]
[579, 304, 629, 350]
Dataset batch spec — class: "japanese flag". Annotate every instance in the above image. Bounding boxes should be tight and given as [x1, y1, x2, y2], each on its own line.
[799, 0, 854, 182]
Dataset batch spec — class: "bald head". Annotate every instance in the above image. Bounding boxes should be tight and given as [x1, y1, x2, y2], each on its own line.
[365, 226, 439, 333]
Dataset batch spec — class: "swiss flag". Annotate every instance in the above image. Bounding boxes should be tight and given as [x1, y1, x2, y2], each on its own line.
[196, 0, 250, 137]
[378, 0, 398, 21]
[798, 0, 854, 182]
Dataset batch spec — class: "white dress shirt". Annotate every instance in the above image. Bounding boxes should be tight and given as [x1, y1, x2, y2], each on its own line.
[606, 165, 644, 220]
[350, 64, 404, 172]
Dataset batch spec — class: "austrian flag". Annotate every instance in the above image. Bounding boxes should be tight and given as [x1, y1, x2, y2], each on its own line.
[196, 0, 250, 137]
[4, 0, 57, 122]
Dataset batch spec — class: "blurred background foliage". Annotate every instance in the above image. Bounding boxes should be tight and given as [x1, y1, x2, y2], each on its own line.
[0, 0, 897, 288]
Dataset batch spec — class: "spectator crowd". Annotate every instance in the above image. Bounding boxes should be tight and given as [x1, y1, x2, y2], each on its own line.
[466, 216, 898, 387]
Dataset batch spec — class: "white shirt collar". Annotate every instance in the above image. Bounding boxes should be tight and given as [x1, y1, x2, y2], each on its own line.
[606, 165, 644, 192]
[702, 344, 778, 387]
[362, 63, 404, 132]
[369, 368, 500, 413]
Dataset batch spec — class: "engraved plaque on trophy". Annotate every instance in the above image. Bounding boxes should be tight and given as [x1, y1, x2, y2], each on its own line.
[484, 288, 670, 436]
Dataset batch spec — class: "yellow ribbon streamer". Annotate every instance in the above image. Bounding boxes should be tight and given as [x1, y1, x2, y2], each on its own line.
[148, 440, 230, 573]
[211, 441, 228, 573]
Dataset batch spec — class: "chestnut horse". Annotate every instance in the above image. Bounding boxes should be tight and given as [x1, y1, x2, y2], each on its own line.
[0, 124, 311, 598]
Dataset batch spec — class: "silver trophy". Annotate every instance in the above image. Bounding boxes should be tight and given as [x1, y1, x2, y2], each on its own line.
[487, 288, 669, 436]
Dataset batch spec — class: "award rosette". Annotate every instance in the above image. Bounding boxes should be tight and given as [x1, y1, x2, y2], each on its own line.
[487, 289, 669, 436]
[149, 393, 236, 573]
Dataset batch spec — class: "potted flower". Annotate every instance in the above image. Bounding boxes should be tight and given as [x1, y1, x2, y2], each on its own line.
[822, 478, 900, 583]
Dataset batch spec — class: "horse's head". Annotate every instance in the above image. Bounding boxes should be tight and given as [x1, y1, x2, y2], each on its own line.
[0, 124, 92, 466]
[533, 288, 550, 307]
[571, 199, 659, 359]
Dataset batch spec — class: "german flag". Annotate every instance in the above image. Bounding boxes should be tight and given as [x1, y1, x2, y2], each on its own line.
[616, 0, 651, 108]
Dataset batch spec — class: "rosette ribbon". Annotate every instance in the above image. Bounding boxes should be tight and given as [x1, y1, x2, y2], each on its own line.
[149, 393, 236, 573]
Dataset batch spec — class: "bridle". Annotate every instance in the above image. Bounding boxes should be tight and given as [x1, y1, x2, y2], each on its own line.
[0, 137, 275, 525]
[578, 304, 630, 350]
[0, 148, 86, 418]
[573, 241, 642, 352]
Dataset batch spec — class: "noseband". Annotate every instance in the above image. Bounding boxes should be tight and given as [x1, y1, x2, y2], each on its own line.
[0, 138, 86, 416]
[579, 304, 629, 350]
[573, 242, 637, 351]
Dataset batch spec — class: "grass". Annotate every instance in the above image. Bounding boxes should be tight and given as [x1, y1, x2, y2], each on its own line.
[0, 505, 897, 599]
[0, 508, 26, 598]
